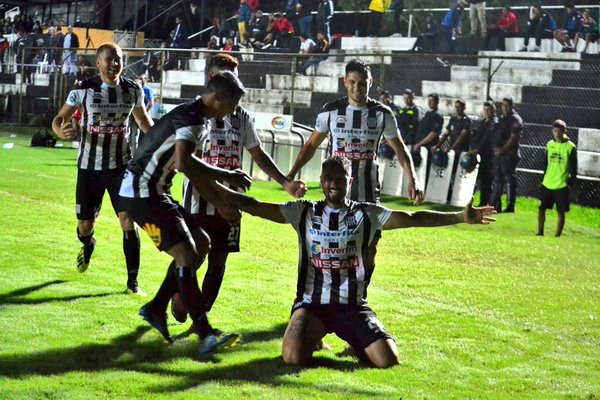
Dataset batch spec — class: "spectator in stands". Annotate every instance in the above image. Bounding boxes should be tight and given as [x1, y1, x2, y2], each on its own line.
[75, 54, 94, 81]
[317, 0, 334, 41]
[271, 12, 295, 49]
[237, 0, 252, 46]
[172, 16, 190, 49]
[574, 9, 599, 54]
[484, 5, 518, 51]
[210, 16, 232, 45]
[143, 50, 160, 82]
[537, 119, 577, 237]
[491, 97, 522, 213]
[367, 0, 390, 37]
[396, 89, 422, 146]
[412, 13, 438, 53]
[62, 25, 79, 75]
[440, 0, 466, 55]
[553, 2, 583, 52]
[468, 0, 486, 38]
[468, 100, 497, 206]
[298, 33, 316, 58]
[297, 0, 316, 38]
[249, 9, 269, 46]
[32, 20, 43, 34]
[413, 93, 444, 155]
[52, 24, 64, 70]
[432, 99, 472, 156]
[377, 91, 401, 160]
[285, 0, 300, 27]
[411, 13, 437, 53]
[138, 74, 155, 113]
[297, 31, 329, 75]
[247, 0, 260, 14]
[207, 36, 219, 50]
[388, 0, 405, 37]
[0, 28, 8, 73]
[520, 4, 556, 52]
[222, 37, 241, 54]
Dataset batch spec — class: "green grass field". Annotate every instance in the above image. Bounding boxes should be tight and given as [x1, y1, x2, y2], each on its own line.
[1, 131, 599, 400]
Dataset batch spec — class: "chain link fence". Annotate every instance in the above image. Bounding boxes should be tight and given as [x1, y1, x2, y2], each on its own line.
[4, 46, 599, 207]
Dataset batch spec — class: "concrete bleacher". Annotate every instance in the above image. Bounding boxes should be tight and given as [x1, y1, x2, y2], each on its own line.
[504, 37, 599, 54]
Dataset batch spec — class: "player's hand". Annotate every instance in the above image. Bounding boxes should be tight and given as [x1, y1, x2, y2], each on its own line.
[408, 180, 425, 206]
[216, 204, 242, 226]
[431, 145, 438, 153]
[463, 197, 496, 224]
[283, 179, 307, 198]
[59, 119, 78, 140]
[225, 169, 252, 191]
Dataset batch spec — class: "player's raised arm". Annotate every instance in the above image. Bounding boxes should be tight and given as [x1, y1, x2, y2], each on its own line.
[214, 182, 287, 224]
[383, 197, 496, 230]
[248, 146, 307, 198]
[287, 130, 326, 180]
[52, 104, 79, 140]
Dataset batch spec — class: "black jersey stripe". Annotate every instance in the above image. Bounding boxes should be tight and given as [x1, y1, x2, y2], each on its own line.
[360, 207, 374, 304]
[330, 269, 341, 304]
[311, 267, 324, 304]
[352, 109, 362, 129]
[296, 203, 311, 304]
[364, 160, 374, 203]
[350, 160, 360, 200]
[328, 210, 339, 231]
[215, 119, 225, 129]
[101, 133, 112, 170]
[108, 86, 117, 104]
[88, 130, 99, 170]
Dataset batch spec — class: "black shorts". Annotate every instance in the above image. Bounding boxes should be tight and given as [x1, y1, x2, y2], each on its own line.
[539, 185, 570, 213]
[292, 302, 394, 354]
[76, 167, 127, 220]
[195, 212, 240, 253]
[121, 195, 202, 252]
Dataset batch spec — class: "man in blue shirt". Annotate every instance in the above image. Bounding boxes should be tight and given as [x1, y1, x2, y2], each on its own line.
[520, 4, 557, 52]
[138, 74, 154, 113]
[553, 2, 583, 52]
[440, 0, 466, 54]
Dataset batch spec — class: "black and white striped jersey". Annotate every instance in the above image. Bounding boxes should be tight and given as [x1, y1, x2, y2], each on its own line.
[119, 98, 206, 199]
[66, 75, 143, 171]
[182, 106, 261, 215]
[280, 199, 391, 306]
[315, 97, 400, 203]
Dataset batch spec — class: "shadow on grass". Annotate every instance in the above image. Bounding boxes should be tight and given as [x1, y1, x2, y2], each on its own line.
[0, 322, 382, 395]
[0, 279, 122, 305]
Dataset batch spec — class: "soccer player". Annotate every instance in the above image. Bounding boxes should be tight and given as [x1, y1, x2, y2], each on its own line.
[215, 156, 495, 367]
[174, 53, 307, 323]
[537, 120, 577, 237]
[119, 71, 252, 354]
[288, 58, 423, 204]
[52, 42, 154, 295]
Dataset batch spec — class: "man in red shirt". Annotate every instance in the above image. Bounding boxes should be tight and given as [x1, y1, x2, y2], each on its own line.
[484, 5, 518, 51]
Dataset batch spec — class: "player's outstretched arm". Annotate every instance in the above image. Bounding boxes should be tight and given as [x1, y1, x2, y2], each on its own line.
[214, 182, 287, 224]
[131, 104, 154, 135]
[248, 146, 307, 198]
[383, 197, 496, 230]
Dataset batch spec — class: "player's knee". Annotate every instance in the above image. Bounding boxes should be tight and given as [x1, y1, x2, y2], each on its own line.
[370, 354, 400, 369]
[117, 212, 135, 230]
[192, 229, 211, 258]
[78, 220, 94, 235]
[282, 344, 309, 366]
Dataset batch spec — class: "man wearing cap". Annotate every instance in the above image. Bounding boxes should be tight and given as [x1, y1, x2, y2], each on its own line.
[396, 89, 422, 147]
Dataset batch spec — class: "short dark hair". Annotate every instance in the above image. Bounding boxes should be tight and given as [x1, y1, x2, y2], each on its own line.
[96, 42, 120, 57]
[380, 90, 392, 98]
[404, 88, 414, 96]
[345, 59, 371, 78]
[207, 53, 239, 75]
[206, 71, 246, 98]
[428, 93, 440, 102]
[483, 100, 496, 110]
[455, 99, 466, 107]
[502, 97, 514, 106]
[322, 156, 351, 176]
[553, 119, 567, 132]
[564, 2, 575, 9]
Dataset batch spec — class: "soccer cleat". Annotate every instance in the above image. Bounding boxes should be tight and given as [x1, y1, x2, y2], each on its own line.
[139, 304, 173, 344]
[127, 282, 147, 297]
[170, 293, 187, 323]
[199, 330, 240, 355]
[76, 237, 96, 273]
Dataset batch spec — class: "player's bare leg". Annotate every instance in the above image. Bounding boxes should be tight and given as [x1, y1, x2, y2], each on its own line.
[282, 308, 327, 365]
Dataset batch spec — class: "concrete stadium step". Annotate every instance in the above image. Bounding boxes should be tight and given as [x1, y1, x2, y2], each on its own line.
[148, 82, 182, 99]
[518, 102, 600, 128]
[0, 73, 16, 84]
[164, 70, 204, 85]
[521, 123, 579, 147]
[504, 37, 599, 54]
[340, 36, 417, 52]
[410, 96, 481, 118]
[292, 106, 319, 127]
[305, 60, 346, 77]
[266, 74, 339, 93]
[421, 80, 523, 102]
[551, 70, 600, 89]
[450, 65, 553, 86]
[478, 51, 581, 71]
[240, 103, 285, 114]
[239, 60, 292, 76]
[26, 85, 51, 97]
[521, 86, 600, 108]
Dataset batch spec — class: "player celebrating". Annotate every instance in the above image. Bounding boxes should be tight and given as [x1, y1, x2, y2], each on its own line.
[119, 71, 252, 354]
[215, 156, 495, 367]
[173, 53, 307, 324]
[287, 58, 423, 204]
[52, 42, 154, 295]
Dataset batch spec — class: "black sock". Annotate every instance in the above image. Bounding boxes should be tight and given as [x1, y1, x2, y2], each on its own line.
[202, 264, 226, 312]
[77, 227, 94, 245]
[123, 229, 140, 286]
[175, 266, 212, 338]
[148, 260, 177, 313]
